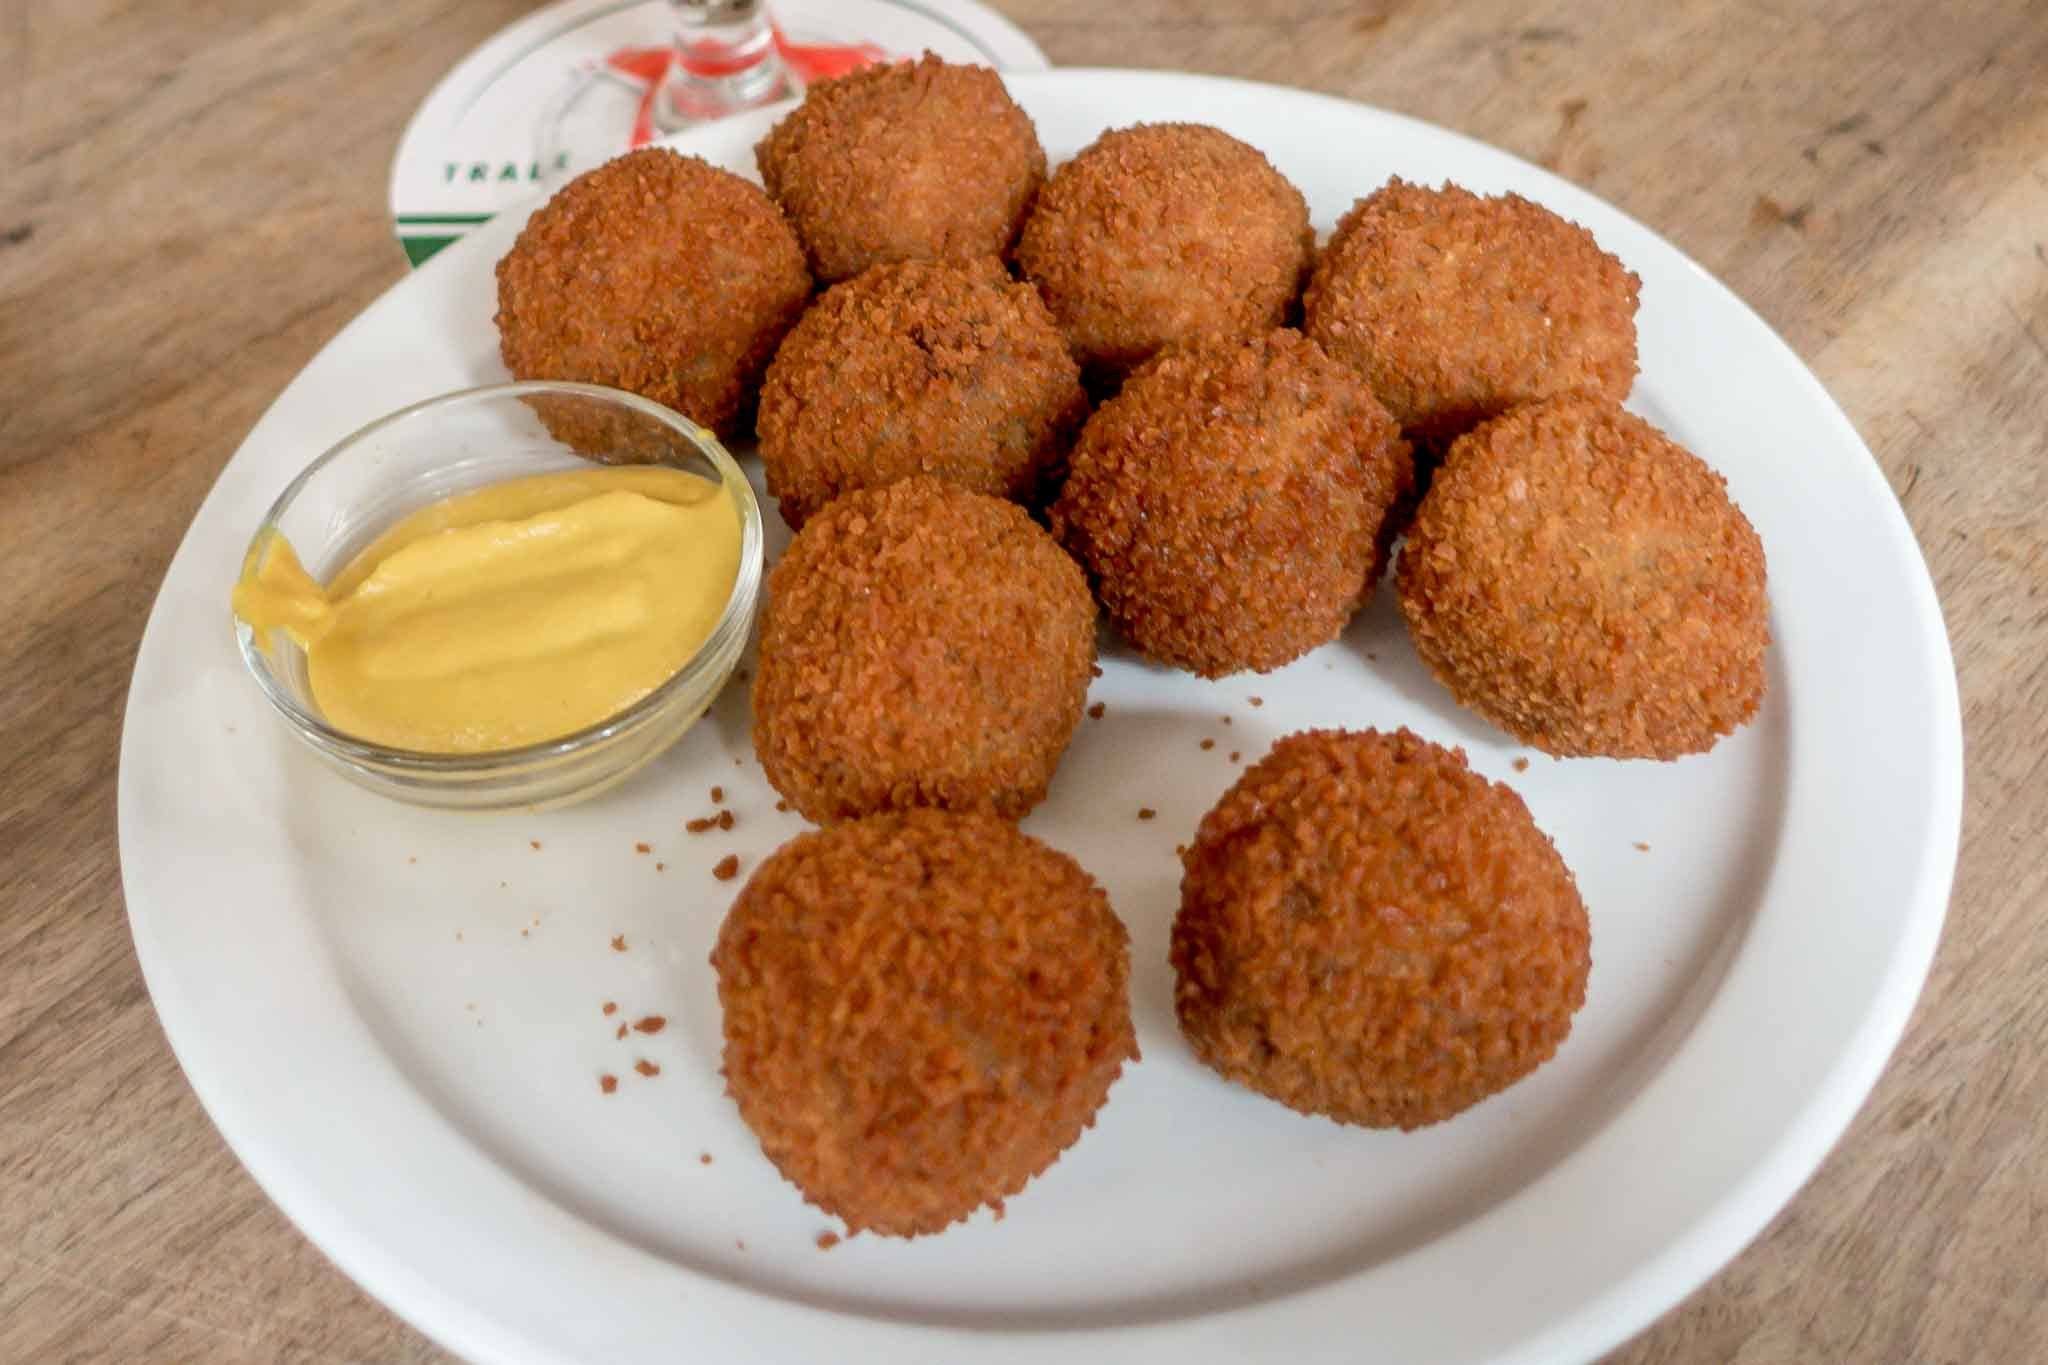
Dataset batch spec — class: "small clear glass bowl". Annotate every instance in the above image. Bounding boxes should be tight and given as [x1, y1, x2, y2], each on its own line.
[234, 381, 763, 811]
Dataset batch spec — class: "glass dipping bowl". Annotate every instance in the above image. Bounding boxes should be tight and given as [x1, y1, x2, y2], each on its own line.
[234, 381, 763, 811]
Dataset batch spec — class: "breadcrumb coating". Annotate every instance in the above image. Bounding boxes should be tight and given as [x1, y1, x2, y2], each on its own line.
[1303, 179, 1640, 444]
[753, 477, 1096, 822]
[756, 258, 1087, 527]
[1049, 330, 1412, 677]
[1397, 396, 1769, 758]
[755, 54, 1045, 283]
[713, 810, 1137, 1235]
[1172, 728, 1590, 1130]
[494, 148, 811, 443]
[1016, 123, 1313, 376]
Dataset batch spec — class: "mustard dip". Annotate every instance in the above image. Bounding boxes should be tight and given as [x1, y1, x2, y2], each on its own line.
[233, 466, 740, 753]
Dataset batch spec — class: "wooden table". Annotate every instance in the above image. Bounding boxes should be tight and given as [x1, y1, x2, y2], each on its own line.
[4, 1, 2041, 1359]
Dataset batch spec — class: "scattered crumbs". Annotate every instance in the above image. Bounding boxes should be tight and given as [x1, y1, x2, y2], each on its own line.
[633, 1015, 668, 1034]
[1229, 751, 1241, 763]
[407, 856, 417, 865]
[611, 935, 628, 952]
[1634, 841, 1651, 852]
[710, 785, 725, 803]
[616, 1022, 629, 1040]
[1221, 715, 1232, 726]
[600, 1074, 618, 1095]
[1365, 650, 1379, 662]
[464, 1002, 476, 1012]
[1513, 757, 1531, 772]
[1138, 808, 1158, 821]
[529, 839, 542, 850]
[733, 756, 743, 767]
[635, 842, 652, 855]
[1174, 843, 1188, 857]
[736, 1239, 747, 1252]
[520, 928, 530, 938]
[499, 880, 508, 889]
[775, 799, 790, 813]
[816, 1232, 840, 1251]
[717, 809, 735, 831]
[655, 861, 666, 872]
[1248, 696, 1264, 707]
[713, 854, 741, 881]
[1751, 192, 1812, 232]
[686, 815, 718, 833]
[699, 1152, 714, 1166]
[602, 1001, 618, 1015]
[1200, 738, 1215, 751]
[1087, 702, 1106, 719]
[455, 930, 463, 942]
[635, 1059, 661, 1077]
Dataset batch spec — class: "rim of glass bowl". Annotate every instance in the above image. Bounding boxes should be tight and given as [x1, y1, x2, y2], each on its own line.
[233, 380, 764, 775]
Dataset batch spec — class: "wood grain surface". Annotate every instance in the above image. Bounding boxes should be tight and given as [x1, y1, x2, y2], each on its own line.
[3, 1, 2042, 1360]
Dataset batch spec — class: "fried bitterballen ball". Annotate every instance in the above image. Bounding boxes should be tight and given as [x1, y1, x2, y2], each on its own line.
[1172, 728, 1591, 1130]
[1303, 179, 1641, 444]
[713, 810, 1137, 1236]
[1397, 396, 1769, 759]
[1015, 123, 1313, 377]
[1049, 330, 1411, 677]
[755, 258, 1087, 528]
[755, 54, 1046, 283]
[753, 477, 1096, 823]
[494, 148, 810, 445]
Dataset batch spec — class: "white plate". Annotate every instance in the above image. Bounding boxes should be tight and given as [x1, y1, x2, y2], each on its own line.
[120, 70, 1962, 1365]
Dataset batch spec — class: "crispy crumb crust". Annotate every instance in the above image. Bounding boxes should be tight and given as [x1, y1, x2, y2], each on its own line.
[756, 258, 1087, 527]
[494, 148, 811, 444]
[1015, 122, 1313, 375]
[1049, 329, 1412, 677]
[1397, 396, 1769, 759]
[712, 810, 1137, 1235]
[1172, 728, 1590, 1130]
[1303, 179, 1640, 444]
[752, 477, 1096, 822]
[755, 54, 1045, 283]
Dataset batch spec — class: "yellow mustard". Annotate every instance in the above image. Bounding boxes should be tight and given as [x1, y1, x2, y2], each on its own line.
[233, 466, 739, 753]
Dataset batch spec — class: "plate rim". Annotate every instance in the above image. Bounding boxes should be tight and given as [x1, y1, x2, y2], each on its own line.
[122, 66, 1964, 1365]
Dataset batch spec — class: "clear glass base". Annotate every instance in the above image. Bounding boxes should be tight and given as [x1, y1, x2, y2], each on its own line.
[653, 56, 796, 132]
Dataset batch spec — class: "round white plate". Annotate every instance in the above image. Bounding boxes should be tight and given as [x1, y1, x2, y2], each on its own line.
[390, 0, 1048, 266]
[121, 70, 1961, 1365]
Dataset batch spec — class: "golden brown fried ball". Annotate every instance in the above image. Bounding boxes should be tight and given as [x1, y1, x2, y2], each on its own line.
[1048, 330, 1411, 678]
[1396, 397, 1768, 759]
[755, 258, 1087, 528]
[755, 55, 1045, 284]
[494, 149, 810, 446]
[753, 477, 1096, 823]
[712, 809, 1137, 1236]
[1015, 123, 1313, 376]
[1172, 728, 1591, 1130]
[1303, 179, 1641, 444]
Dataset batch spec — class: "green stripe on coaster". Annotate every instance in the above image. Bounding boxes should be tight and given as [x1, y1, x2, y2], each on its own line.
[400, 234, 462, 266]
